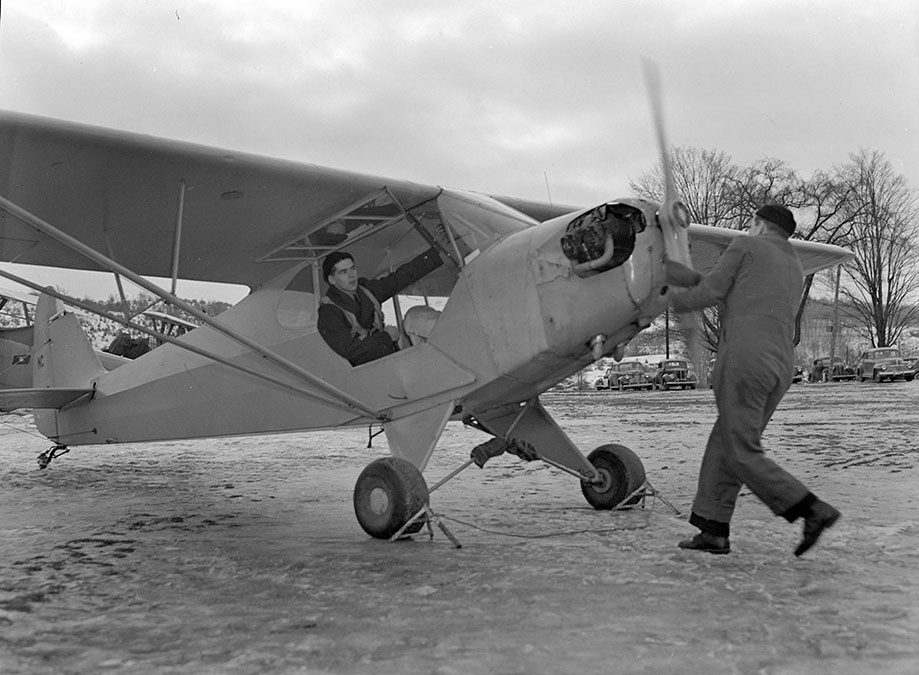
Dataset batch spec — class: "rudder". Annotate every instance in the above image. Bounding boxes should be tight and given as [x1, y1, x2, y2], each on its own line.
[32, 292, 104, 434]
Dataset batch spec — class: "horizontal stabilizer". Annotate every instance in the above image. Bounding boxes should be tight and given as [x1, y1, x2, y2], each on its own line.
[0, 388, 94, 412]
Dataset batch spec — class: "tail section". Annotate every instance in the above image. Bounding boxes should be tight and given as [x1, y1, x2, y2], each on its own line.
[30, 293, 103, 434]
[33, 293, 105, 388]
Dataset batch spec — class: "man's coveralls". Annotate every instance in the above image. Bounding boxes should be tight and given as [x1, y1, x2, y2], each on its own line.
[671, 232, 810, 535]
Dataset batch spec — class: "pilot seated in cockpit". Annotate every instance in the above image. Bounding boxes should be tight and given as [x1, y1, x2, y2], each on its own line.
[317, 249, 442, 365]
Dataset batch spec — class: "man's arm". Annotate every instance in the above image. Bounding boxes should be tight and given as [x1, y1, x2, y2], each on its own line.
[669, 239, 747, 313]
[364, 248, 443, 302]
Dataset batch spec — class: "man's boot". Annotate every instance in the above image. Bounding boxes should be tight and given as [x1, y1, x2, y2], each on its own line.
[795, 499, 841, 557]
[678, 532, 730, 555]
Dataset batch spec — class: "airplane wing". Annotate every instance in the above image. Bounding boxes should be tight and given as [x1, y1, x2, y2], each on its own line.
[0, 285, 39, 306]
[0, 111, 547, 294]
[1, 111, 851, 296]
[688, 223, 853, 276]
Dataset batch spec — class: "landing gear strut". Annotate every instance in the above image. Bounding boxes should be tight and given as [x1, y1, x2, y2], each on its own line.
[37, 444, 70, 470]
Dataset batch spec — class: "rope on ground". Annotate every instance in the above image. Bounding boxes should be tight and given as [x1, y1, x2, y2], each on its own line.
[0, 417, 51, 442]
[436, 513, 651, 539]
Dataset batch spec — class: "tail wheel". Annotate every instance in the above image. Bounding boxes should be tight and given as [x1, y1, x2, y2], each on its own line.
[581, 444, 646, 510]
[353, 457, 429, 539]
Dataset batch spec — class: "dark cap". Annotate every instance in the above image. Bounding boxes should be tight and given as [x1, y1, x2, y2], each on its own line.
[755, 204, 796, 236]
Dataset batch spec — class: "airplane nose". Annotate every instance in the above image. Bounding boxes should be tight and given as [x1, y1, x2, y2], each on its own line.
[560, 203, 641, 276]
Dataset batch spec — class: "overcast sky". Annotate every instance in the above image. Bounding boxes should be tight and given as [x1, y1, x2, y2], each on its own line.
[1, 0, 917, 299]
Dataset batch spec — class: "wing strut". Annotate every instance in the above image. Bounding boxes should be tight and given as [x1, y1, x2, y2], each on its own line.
[0, 194, 383, 421]
[170, 180, 186, 295]
[0, 264, 376, 419]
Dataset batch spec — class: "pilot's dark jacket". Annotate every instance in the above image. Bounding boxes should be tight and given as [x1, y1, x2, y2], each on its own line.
[670, 232, 810, 530]
[317, 249, 442, 366]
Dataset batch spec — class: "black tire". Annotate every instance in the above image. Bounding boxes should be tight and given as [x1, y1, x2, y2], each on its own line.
[353, 457, 429, 539]
[581, 444, 646, 510]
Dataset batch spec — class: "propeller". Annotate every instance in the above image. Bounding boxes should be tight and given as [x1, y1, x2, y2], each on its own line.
[642, 59, 701, 367]
[642, 59, 691, 256]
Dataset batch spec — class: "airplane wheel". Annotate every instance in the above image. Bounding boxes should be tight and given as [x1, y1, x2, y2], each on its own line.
[581, 444, 646, 510]
[353, 457, 429, 539]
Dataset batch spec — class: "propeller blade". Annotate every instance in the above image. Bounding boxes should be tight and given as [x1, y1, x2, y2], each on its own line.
[642, 59, 692, 264]
[643, 60, 699, 367]
[643, 59, 676, 206]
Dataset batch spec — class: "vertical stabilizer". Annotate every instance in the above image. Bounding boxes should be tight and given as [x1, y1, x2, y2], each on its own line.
[33, 292, 105, 389]
[33, 292, 104, 438]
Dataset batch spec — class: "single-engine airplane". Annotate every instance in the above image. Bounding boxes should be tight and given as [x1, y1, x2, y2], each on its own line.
[0, 99, 852, 540]
[0, 285, 38, 389]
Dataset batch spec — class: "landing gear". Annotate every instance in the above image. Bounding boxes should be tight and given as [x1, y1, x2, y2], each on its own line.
[581, 444, 646, 509]
[37, 444, 70, 470]
[353, 457, 429, 539]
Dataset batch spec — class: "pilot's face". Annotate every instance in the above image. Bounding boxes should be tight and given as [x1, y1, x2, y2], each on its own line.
[329, 259, 359, 293]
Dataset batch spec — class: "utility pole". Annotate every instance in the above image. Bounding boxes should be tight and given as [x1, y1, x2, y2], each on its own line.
[830, 265, 841, 363]
[665, 309, 670, 358]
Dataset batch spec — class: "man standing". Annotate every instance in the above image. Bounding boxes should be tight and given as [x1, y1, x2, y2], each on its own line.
[318, 248, 442, 365]
[664, 204, 840, 556]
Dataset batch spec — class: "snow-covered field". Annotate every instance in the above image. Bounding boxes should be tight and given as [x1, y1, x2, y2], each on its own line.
[1, 382, 917, 674]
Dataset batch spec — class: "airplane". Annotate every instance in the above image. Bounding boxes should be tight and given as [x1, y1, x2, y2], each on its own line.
[0, 285, 38, 389]
[142, 310, 199, 346]
[0, 100, 853, 541]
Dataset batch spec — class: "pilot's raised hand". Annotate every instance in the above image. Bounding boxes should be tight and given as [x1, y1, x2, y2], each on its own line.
[664, 256, 702, 288]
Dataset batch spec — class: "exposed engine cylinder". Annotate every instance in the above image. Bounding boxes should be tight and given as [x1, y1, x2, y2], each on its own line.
[560, 203, 643, 273]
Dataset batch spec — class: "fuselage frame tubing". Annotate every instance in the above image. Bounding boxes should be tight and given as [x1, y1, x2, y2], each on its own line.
[0, 193, 383, 420]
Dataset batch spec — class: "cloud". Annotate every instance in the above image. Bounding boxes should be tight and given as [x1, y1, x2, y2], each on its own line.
[1, 0, 917, 208]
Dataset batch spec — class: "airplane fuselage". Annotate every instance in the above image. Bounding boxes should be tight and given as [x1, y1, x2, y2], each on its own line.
[35, 198, 676, 450]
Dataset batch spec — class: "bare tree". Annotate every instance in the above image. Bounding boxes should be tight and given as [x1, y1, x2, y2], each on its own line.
[633, 151, 815, 351]
[836, 150, 919, 347]
[630, 147, 744, 362]
[629, 146, 740, 227]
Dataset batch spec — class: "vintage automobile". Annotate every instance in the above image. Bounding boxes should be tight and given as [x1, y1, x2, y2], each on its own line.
[595, 360, 654, 391]
[652, 359, 697, 390]
[855, 347, 916, 383]
[808, 356, 857, 383]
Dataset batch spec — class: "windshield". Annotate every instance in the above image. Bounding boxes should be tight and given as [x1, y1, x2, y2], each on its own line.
[872, 349, 899, 359]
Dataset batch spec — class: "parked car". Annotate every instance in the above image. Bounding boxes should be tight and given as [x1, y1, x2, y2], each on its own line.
[652, 359, 697, 390]
[808, 356, 857, 383]
[595, 360, 654, 391]
[855, 347, 916, 383]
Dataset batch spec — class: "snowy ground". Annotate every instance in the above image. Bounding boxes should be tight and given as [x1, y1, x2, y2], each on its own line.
[1, 382, 917, 674]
